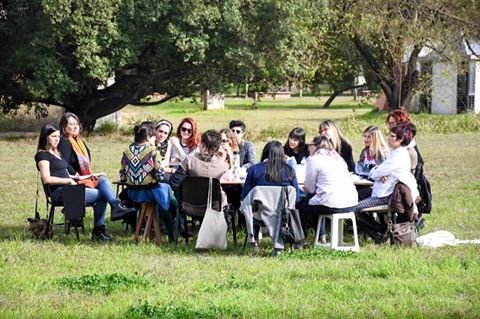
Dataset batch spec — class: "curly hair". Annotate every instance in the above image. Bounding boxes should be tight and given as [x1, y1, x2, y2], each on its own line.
[386, 109, 411, 125]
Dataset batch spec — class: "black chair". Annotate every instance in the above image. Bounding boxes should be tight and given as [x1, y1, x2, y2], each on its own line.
[44, 184, 88, 240]
[176, 176, 237, 245]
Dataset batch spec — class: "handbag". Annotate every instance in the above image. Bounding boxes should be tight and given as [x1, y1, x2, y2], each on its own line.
[280, 187, 305, 245]
[27, 172, 53, 239]
[195, 178, 228, 250]
[388, 220, 417, 246]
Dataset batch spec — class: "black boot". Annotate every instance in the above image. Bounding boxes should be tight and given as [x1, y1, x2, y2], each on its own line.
[92, 225, 113, 241]
[111, 202, 137, 221]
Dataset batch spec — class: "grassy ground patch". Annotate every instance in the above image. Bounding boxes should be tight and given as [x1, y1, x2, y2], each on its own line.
[1, 102, 480, 318]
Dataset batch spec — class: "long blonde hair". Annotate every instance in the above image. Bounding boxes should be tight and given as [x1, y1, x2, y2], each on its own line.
[364, 126, 389, 162]
[319, 119, 350, 153]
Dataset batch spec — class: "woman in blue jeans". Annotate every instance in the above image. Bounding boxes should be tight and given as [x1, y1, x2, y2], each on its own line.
[35, 123, 134, 241]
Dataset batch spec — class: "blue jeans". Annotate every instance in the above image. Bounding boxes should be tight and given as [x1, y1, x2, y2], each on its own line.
[85, 176, 119, 226]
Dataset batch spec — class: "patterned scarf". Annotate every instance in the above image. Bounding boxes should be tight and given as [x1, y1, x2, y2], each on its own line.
[68, 136, 91, 175]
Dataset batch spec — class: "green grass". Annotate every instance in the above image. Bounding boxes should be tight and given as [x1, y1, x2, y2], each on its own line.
[1, 99, 480, 318]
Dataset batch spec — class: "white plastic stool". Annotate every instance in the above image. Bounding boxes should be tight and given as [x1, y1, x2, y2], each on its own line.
[314, 212, 360, 252]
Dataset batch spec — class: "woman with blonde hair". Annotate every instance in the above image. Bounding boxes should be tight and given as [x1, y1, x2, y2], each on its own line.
[299, 135, 358, 242]
[356, 126, 389, 177]
[319, 119, 355, 172]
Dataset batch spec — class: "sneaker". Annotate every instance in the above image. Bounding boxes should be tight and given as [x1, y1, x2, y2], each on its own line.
[91, 226, 113, 242]
[111, 202, 137, 221]
[271, 248, 283, 257]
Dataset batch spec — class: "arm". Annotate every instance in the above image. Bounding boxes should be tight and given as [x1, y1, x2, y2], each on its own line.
[170, 136, 188, 162]
[242, 141, 256, 169]
[290, 168, 300, 202]
[241, 167, 256, 199]
[38, 160, 76, 186]
[303, 157, 317, 194]
[369, 153, 399, 180]
[342, 142, 355, 172]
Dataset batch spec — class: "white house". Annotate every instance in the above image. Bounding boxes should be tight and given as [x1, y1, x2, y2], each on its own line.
[418, 41, 480, 114]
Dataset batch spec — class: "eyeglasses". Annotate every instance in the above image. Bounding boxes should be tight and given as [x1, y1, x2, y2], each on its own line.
[232, 129, 243, 134]
[181, 127, 192, 134]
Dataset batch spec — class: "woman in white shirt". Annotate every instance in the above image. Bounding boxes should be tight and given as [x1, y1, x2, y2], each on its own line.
[299, 136, 358, 240]
[355, 124, 417, 212]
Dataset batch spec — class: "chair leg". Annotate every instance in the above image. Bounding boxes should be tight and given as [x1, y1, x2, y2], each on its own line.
[134, 205, 147, 242]
[144, 205, 154, 242]
[231, 209, 237, 246]
[152, 207, 162, 245]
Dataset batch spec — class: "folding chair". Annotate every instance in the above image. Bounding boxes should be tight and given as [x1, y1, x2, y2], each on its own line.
[44, 184, 88, 240]
[176, 176, 237, 245]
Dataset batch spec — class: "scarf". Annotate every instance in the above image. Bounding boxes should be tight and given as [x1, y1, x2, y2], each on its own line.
[157, 141, 169, 159]
[68, 136, 91, 175]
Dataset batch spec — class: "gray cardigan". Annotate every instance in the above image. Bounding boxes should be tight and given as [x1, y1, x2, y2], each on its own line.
[240, 185, 296, 249]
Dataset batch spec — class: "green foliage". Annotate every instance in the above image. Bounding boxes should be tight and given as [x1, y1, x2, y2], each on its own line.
[126, 300, 240, 319]
[58, 272, 149, 295]
[94, 121, 118, 135]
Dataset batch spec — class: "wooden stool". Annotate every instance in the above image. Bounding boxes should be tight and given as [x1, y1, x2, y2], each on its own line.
[134, 202, 161, 245]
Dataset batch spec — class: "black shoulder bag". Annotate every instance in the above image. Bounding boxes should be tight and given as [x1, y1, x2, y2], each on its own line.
[280, 187, 305, 245]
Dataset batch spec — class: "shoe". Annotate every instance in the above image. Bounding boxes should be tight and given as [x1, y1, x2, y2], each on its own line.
[250, 242, 259, 256]
[271, 248, 283, 257]
[91, 225, 113, 242]
[293, 241, 304, 250]
[111, 202, 137, 221]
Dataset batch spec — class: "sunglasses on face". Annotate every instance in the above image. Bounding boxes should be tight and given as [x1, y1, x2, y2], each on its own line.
[181, 127, 192, 134]
[232, 129, 243, 134]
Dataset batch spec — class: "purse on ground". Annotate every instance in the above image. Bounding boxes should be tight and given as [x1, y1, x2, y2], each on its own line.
[195, 178, 228, 250]
[390, 221, 417, 247]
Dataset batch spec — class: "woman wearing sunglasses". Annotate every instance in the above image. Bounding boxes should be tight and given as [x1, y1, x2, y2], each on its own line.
[170, 117, 200, 165]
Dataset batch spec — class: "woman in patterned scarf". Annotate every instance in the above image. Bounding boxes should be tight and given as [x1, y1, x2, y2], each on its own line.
[57, 113, 135, 237]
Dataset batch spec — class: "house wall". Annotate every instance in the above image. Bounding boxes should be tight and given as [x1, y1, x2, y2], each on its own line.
[475, 61, 480, 114]
[431, 63, 457, 114]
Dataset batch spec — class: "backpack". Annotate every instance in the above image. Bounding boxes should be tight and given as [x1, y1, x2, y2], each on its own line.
[414, 162, 432, 214]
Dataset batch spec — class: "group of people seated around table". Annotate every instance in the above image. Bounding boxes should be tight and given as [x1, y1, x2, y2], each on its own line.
[34, 109, 425, 248]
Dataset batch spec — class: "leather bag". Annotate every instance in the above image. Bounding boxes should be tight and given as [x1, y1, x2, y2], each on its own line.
[195, 178, 228, 250]
[389, 220, 417, 247]
[280, 187, 305, 245]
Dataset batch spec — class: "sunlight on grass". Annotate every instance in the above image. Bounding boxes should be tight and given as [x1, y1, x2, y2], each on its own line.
[0, 100, 480, 318]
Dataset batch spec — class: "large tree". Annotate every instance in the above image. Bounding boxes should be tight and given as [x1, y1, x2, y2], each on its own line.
[0, 0, 325, 130]
[337, 0, 480, 110]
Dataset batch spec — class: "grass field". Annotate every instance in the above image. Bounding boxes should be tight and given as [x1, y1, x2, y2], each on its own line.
[1, 98, 480, 318]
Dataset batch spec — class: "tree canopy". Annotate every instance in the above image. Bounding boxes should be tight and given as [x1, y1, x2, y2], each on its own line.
[0, 0, 326, 130]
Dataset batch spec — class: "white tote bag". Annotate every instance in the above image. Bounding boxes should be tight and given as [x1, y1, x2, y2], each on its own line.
[195, 178, 228, 250]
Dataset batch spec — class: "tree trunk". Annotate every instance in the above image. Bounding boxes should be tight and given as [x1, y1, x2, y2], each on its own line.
[322, 83, 367, 108]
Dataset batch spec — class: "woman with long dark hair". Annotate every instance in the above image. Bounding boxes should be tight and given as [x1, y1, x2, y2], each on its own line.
[120, 121, 176, 241]
[155, 119, 174, 172]
[283, 127, 309, 164]
[242, 141, 299, 199]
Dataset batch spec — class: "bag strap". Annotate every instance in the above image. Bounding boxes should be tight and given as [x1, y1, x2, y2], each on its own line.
[35, 171, 40, 219]
[206, 177, 213, 210]
[283, 186, 290, 209]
